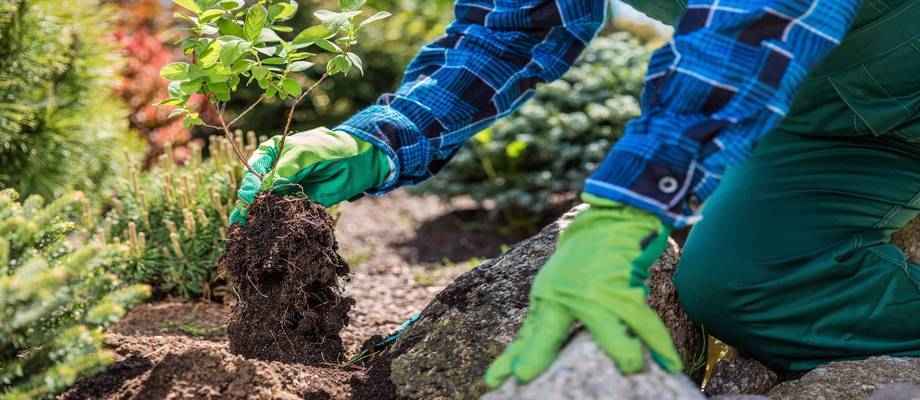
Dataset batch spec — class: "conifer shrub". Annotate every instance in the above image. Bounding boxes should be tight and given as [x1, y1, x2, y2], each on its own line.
[415, 33, 651, 218]
[102, 136, 250, 298]
[0, 0, 132, 198]
[0, 189, 149, 400]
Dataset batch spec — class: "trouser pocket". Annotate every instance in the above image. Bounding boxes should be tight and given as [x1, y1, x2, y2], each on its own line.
[828, 39, 920, 140]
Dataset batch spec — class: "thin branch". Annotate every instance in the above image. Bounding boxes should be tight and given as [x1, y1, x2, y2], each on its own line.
[217, 107, 262, 178]
[228, 96, 265, 127]
[272, 73, 329, 171]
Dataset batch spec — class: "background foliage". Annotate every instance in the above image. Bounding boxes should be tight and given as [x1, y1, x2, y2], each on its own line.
[0, 189, 149, 400]
[101, 136, 249, 299]
[415, 32, 651, 218]
[0, 0, 134, 198]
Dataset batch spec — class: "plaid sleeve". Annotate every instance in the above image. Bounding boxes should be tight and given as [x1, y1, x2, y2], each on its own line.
[584, 0, 861, 228]
[336, 0, 607, 193]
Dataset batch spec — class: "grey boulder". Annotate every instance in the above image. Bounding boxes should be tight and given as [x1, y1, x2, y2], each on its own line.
[482, 332, 705, 400]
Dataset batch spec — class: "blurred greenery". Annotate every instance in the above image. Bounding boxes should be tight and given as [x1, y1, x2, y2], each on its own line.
[0, 0, 137, 199]
[414, 32, 652, 220]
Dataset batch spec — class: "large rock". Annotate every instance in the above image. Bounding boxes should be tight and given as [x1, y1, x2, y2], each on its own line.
[383, 205, 702, 399]
[482, 332, 705, 400]
[768, 357, 920, 400]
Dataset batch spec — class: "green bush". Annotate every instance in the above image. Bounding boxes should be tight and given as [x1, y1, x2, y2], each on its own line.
[0, 189, 149, 400]
[415, 33, 651, 217]
[0, 0, 133, 198]
[101, 136, 250, 298]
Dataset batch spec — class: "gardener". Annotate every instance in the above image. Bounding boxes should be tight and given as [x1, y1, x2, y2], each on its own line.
[232, 0, 920, 386]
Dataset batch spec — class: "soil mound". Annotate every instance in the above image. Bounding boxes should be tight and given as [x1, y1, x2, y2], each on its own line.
[222, 194, 353, 364]
[62, 334, 356, 400]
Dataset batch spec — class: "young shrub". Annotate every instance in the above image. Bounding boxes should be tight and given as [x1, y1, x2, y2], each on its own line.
[0, 189, 150, 400]
[0, 0, 133, 198]
[220, 0, 452, 134]
[102, 136, 246, 298]
[414, 33, 651, 219]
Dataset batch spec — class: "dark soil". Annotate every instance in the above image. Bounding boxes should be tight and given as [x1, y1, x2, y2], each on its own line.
[222, 194, 353, 364]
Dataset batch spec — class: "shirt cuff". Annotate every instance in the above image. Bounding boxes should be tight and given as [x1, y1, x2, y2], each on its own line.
[335, 105, 428, 195]
[583, 145, 710, 229]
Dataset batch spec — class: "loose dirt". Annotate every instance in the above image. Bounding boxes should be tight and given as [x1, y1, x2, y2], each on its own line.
[222, 194, 352, 364]
[62, 191, 530, 400]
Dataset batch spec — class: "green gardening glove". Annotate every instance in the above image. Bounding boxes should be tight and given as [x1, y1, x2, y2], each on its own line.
[229, 127, 391, 225]
[484, 193, 683, 388]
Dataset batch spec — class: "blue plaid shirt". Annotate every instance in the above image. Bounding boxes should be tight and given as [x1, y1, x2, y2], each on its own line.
[337, 0, 861, 228]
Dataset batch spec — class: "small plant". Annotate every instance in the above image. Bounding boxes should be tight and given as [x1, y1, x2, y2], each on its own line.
[160, 0, 390, 176]
[0, 189, 150, 400]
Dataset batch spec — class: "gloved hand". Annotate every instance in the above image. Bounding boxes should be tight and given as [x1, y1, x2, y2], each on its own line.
[229, 127, 391, 225]
[484, 193, 683, 388]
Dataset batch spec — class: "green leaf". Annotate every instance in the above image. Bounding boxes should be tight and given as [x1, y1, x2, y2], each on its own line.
[180, 79, 204, 94]
[326, 54, 351, 76]
[174, 0, 201, 13]
[255, 46, 279, 56]
[346, 52, 364, 76]
[208, 82, 231, 101]
[281, 78, 302, 98]
[262, 57, 285, 65]
[269, 1, 299, 21]
[218, 0, 244, 10]
[219, 38, 249, 66]
[339, 0, 366, 11]
[273, 25, 293, 33]
[217, 18, 245, 37]
[287, 61, 314, 72]
[292, 25, 334, 45]
[199, 40, 222, 68]
[244, 5, 268, 41]
[258, 28, 283, 43]
[231, 59, 255, 74]
[314, 10, 361, 30]
[251, 65, 269, 80]
[199, 9, 225, 23]
[160, 62, 191, 80]
[315, 39, 342, 53]
[360, 11, 392, 28]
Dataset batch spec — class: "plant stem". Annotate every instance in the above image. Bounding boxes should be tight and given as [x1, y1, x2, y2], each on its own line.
[228, 96, 264, 127]
[217, 108, 262, 178]
[272, 73, 329, 171]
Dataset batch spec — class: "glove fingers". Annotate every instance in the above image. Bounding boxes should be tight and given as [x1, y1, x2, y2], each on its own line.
[509, 301, 574, 383]
[616, 304, 684, 373]
[484, 339, 523, 389]
[578, 307, 644, 374]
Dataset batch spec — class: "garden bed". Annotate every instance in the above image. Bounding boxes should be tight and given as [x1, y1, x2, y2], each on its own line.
[62, 191, 531, 399]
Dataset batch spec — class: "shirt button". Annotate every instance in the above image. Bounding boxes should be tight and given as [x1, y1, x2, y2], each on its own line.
[658, 176, 679, 194]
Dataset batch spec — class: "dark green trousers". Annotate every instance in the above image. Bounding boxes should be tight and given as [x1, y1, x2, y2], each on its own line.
[673, 0, 920, 372]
